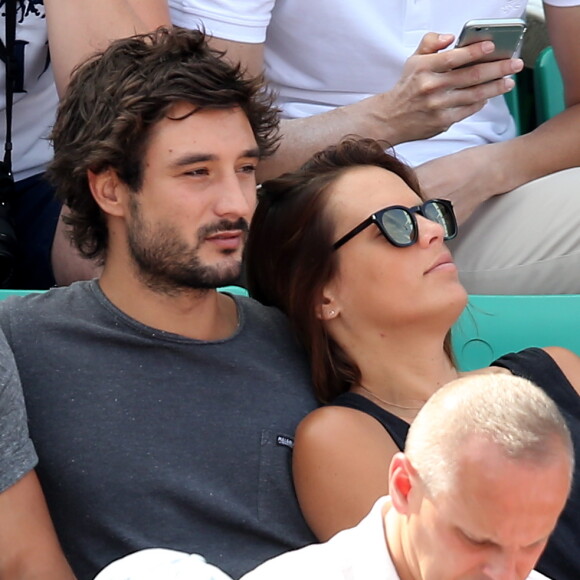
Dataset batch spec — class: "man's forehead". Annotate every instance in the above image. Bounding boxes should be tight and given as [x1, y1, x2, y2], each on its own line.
[145, 104, 259, 161]
[164, 101, 245, 123]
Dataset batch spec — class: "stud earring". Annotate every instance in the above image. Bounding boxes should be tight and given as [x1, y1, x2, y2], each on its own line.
[328, 310, 335, 317]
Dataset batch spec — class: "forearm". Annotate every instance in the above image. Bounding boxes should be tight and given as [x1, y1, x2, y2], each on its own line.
[485, 103, 580, 195]
[258, 64, 520, 181]
[45, 0, 171, 97]
[208, 31, 521, 182]
[257, 95, 407, 181]
[413, 103, 580, 225]
[0, 472, 76, 580]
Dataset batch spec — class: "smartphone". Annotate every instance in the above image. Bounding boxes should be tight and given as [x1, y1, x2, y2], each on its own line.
[455, 18, 527, 64]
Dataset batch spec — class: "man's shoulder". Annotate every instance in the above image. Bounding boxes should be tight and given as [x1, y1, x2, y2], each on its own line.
[236, 294, 287, 322]
[234, 294, 293, 334]
[0, 281, 95, 334]
[234, 294, 306, 350]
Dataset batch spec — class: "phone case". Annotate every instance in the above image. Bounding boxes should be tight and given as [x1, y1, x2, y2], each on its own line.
[456, 18, 527, 62]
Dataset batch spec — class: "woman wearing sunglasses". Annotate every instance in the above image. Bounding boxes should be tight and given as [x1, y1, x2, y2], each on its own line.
[245, 137, 580, 580]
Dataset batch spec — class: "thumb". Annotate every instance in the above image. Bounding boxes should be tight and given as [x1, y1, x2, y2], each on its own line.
[414, 32, 454, 55]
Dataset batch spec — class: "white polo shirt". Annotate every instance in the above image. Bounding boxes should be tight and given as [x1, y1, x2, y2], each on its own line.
[170, 0, 579, 166]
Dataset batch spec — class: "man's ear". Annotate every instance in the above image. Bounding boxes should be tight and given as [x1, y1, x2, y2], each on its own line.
[389, 453, 417, 515]
[88, 168, 127, 218]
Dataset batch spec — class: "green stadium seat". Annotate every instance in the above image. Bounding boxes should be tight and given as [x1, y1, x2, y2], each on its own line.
[534, 46, 565, 125]
[452, 294, 580, 371]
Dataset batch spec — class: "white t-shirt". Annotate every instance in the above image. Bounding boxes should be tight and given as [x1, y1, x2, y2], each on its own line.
[170, 0, 579, 167]
[1, 3, 58, 181]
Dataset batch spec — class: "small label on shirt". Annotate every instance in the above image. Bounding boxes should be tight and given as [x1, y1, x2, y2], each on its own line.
[277, 435, 294, 449]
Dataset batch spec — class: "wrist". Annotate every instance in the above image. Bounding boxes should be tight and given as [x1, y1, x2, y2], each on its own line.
[485, 138, 536, 195]
[346, 93, 409, 147]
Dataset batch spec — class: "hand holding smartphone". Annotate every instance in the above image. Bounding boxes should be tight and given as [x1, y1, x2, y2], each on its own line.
[455, 18, 527, 64]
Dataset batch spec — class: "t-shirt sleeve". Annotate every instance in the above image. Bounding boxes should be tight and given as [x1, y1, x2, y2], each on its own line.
[169, 0, 276, 43]
[0, 332, 37, 493]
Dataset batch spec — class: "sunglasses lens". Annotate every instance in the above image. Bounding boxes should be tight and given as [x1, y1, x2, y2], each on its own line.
[423, 201, 456, 239]
[380, 208, 415, 246]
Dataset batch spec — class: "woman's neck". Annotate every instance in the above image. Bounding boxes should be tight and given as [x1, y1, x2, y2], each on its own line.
[347, 331, 458, 419]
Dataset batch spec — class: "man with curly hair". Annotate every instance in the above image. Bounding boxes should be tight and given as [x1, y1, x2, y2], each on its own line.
[0, 27, 317, 580]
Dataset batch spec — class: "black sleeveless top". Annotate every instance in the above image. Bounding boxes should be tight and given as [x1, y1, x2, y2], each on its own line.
[331, 348, 580, 580]
[331, 391, 409, 450]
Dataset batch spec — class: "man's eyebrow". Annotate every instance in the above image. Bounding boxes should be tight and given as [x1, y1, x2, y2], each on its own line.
[172, 153, 216, 167]
[458, 527, 496, 546]
[172, 148, 261, 168]
[243, 147, 262, 160]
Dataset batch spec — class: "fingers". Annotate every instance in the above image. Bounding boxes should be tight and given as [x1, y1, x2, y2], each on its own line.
[391, 35, 524, 142]
[423, 83, 517, 131]
[429, 76, 517, 117]
[414, 32, 455, 56]
[410, 36, 523, 89]
[452, 76, 517, 107]
[446, 57, 523, 91]
[405, 59, 520, 112]
[435, 40, 524, 75]
[408, 75, 519, 135]
[435, 40, 495, 71]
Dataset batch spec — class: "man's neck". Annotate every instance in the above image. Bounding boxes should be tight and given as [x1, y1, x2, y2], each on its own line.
[98, 266, 239, 341]
[385, 505, 415, 580]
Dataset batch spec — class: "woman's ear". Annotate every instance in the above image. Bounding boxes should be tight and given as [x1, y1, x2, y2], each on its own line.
[315, 287, 340, 321]
[87, 168, 127, 218]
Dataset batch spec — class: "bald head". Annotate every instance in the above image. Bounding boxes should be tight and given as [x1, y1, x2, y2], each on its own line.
[404, 373, 574, 497]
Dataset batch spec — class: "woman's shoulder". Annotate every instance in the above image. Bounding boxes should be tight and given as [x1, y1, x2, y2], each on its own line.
[297, 403, 386, 437]
[292, 404, 400, 541]
[295, 404, 400, 461]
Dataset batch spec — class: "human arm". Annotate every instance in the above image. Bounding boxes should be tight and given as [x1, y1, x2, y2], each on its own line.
[0, 331, 75, 579]
[44, 0, 171, 284]
[210, 35, 522, 182]
[292, 406, 400, 541]
[414, 5, 580, 224]
[44, 0, 171, 97]
[0, 472, 76, 580]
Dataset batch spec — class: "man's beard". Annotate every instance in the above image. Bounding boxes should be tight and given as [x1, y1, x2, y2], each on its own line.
[127, 199, 249, 294]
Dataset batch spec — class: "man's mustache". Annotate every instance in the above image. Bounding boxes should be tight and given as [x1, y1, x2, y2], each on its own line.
[198, 218, 250, 242]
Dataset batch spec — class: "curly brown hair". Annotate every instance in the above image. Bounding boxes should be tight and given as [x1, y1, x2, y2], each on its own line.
[246, 137, 455, 403]
[47, 27, 280, 262]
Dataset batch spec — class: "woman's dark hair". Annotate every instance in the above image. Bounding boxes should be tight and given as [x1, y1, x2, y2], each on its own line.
[246, 137, 454, 403]
[48, 27, 279, 262]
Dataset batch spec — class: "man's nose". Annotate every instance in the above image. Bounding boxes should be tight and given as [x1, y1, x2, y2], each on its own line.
[214, 173, 255, 218]
[483, 550, 524, 580]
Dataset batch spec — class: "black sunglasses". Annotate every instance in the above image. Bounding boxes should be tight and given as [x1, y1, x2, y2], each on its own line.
[332, 199, 458, 250]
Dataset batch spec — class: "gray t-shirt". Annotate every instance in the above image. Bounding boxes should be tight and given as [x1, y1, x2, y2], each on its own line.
[0, 281, 318, 580]
[0, 326, 37, 492]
